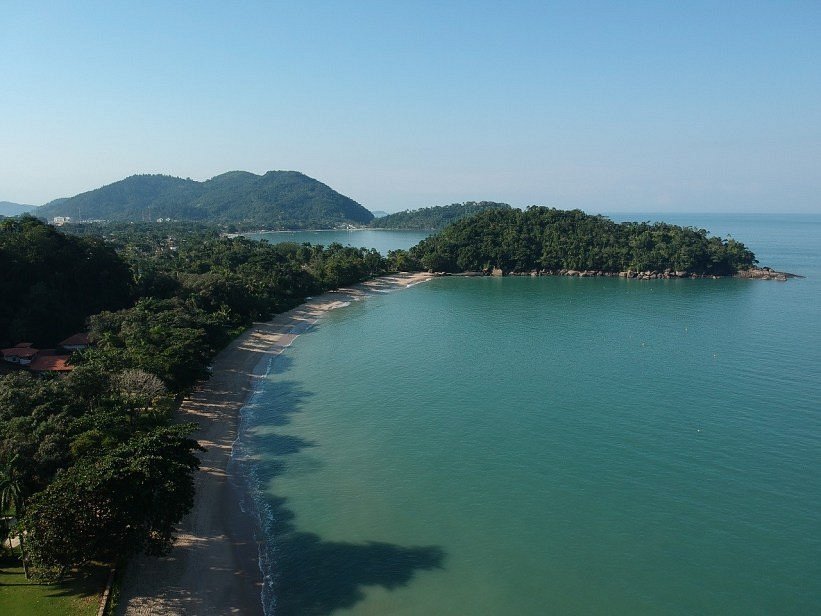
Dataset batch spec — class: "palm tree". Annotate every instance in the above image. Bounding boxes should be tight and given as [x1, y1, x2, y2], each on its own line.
[0, 455, 29, 578]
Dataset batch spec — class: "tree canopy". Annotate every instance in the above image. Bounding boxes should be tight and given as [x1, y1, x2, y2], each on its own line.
[0, 216, 133, 346]
[371, 201, 512, 230]
[20, 426, 201, 577]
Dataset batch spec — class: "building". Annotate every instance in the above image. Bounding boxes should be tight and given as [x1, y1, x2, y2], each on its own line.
[1, 343, 39, 365]
[60, 332, 91, 351]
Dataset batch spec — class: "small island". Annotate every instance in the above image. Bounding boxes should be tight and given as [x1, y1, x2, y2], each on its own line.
[402, 207, 776, 278]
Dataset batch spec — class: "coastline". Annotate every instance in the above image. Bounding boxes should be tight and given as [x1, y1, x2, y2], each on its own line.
[116, 271, 434, 616]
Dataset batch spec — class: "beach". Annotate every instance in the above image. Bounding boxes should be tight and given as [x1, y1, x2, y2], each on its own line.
[116, 272, 433, 616]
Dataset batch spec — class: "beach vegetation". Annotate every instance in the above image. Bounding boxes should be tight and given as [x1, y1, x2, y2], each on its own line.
[20, 426, 201, 578]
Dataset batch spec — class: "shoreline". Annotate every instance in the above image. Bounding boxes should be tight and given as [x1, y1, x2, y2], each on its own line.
[115, 272, 434, 616]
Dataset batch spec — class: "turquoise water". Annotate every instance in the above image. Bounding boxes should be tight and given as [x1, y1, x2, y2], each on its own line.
[244, 229, 431, 254]
[236, 216, 821, 615]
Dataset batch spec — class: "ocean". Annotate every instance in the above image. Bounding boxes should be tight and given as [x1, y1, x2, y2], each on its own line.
[235, 214, 821, 615]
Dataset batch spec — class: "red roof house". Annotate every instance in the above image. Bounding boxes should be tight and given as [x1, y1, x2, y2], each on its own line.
[1, 346, 40, 365]
[59, 333, 91, 350]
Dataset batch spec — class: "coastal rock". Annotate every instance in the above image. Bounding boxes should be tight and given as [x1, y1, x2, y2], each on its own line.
[460, 266, 799, 281]
[736, 267, 802, 281]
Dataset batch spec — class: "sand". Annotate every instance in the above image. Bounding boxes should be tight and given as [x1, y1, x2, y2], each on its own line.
[116, 272, 433, 616]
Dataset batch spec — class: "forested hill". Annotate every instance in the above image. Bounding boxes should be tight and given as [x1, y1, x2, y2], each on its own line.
[410, 207, 757, 275]
[36, 171, 374, 229]
[0, 201, 36, 216]
[371, 201, 512, 229]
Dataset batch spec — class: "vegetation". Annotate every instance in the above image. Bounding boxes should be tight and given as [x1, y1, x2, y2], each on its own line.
[0, 216, 134, 347]
[36, 170, 374, 230]
[0, 553, 107, 616]
[371, 201, 511, 230]
[408, 207, 757, 274]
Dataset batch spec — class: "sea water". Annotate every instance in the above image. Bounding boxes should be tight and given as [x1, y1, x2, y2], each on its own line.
[237, 215, 821, 615]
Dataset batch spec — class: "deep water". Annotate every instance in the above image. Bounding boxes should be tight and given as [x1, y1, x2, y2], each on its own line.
[236, 214, 821, 615]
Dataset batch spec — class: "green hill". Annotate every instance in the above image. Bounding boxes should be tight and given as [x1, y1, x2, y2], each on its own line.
[0, 201, 36, 217]
[370, 201, 512, 230]
[36, 171, 374, 229]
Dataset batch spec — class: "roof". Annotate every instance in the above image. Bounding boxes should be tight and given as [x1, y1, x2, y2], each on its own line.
[15, 342, 34, 348]
[29, 355, 73, 372]
[60, 333, 90, 346]
[2, 347, 39, 358]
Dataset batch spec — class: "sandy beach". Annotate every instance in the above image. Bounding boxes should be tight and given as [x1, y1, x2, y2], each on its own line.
[116, 272, 433, 616]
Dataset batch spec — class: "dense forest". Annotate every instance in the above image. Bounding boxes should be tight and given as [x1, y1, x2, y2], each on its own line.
[408, 207, 757, 275]
[36, 170, 374, 230]
[0, 217, 393, 580]
[0, 217, 134, 346]
[371, 201, 511, 229]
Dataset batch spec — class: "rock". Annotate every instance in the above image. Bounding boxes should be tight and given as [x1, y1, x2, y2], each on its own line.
[736, 267, 802, 280]
[491, 267, 504, 277]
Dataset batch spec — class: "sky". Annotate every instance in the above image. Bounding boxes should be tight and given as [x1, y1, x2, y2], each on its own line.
[2, 1, 820, 213]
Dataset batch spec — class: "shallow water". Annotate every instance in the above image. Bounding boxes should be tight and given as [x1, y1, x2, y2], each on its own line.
[237, 215, 821, 615]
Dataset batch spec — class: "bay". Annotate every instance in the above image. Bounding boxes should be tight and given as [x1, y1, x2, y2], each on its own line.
[237, 215, 821, 615]
[244, 229, 431, 255]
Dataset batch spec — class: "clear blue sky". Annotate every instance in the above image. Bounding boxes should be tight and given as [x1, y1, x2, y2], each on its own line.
[2, 1, 820, 213]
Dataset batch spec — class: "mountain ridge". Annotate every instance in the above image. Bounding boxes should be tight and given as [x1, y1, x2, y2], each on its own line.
[0, 201, 37, 217]
[36, 171, 374, 229]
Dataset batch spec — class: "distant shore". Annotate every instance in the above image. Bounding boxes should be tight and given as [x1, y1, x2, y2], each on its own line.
[226, 227, 432, 237]
[115, 272, 433, 616]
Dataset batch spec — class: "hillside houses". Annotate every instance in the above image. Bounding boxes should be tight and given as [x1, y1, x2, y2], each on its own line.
[60, 332, 91, 351]
[1, 332, 91, 373]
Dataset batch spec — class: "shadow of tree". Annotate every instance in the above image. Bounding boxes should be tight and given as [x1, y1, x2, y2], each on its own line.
[236, 378, 446, 615]
[260, 495, 445, 616]
[0, 551, 109, 599]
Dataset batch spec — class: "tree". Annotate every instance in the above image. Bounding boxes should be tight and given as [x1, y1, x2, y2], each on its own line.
[111, 368, 169, 423]
[0, 454, 29, 577]
[20, 426, 202, 579]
